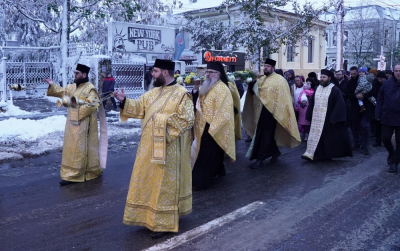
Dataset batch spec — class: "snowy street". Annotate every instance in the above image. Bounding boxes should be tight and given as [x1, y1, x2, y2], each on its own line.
[1, 100, 400, 251]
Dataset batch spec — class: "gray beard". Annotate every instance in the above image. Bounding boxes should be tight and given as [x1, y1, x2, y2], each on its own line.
[199, 77, 219, 96]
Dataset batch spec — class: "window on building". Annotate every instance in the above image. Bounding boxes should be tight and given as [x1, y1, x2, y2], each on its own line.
[287, 44, 295, 62]
[333, 32, 337, 47]
[344, 31, 348, 46]
[308, 37, 313, 63]
[385, 30, 388, 46]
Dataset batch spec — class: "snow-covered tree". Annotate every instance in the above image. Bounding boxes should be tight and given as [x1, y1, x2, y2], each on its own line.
[0, 0, 174, 83]
[183, 0, 332, 70]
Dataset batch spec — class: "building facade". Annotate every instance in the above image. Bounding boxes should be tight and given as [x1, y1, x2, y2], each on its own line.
[322, 5, 400, 70]
[167, 4, 329, 76]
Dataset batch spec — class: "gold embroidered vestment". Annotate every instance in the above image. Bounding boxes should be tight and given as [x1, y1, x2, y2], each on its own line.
[228, 81, 242, 140]
[121, 84, 194, 232]
[47, 82, 103, 182]
[193, 80, 236, 161]
[243, 73, 301, 152]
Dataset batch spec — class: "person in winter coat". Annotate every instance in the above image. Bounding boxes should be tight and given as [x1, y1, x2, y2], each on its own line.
[294, 81, 314, 141]
[285, 69, 296, 87]
[346, 66, 376, 155]
[376, 64, 400, 173]
[355, 67, 376, 112]
[372, 71, 388, 147]
[102, 72, 117, 111]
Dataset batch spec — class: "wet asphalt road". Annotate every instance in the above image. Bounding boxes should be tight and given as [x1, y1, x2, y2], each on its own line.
[1, 97, 400, 250]
[1, 130, 400, 251]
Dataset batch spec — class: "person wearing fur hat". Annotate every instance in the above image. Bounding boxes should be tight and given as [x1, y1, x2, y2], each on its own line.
[302, 69, 352, 161]
[243, 58, 301, 169]
[44, 63, 106, 186]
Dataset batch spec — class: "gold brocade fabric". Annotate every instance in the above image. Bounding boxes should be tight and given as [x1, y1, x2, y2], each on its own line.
[228, 81, 242, 140]
[121, 85, 195, 232]
[194, 80, 236, 161]
[303, 84, 334, 160]
[47, 83, 103, 182]
[243, 73, 301, 150]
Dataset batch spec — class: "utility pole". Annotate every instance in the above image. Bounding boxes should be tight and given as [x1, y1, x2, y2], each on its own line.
[335, 0, 344, 71]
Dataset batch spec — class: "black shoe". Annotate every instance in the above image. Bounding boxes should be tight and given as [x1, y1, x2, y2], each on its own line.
[270, 152, 281, 163]
[59, 180, 74, 186]
[249, 160, 266, 169]
[352, 144, 360, 151]
[372, 142, 381, 147]
[388, 163, 398, 173]
[301, 155, 312, 161]
[360, 146, 369, 155]
[150, 232, 167, 239]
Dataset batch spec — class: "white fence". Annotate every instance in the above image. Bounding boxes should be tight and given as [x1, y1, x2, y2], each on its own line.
[0, 56, 199, 102]
[0, 58, 53, 100]
[113, 62, 146, 99]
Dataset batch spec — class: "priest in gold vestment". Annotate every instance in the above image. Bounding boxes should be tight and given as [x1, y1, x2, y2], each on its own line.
[45, 64, 105, 186]
[191, 62, 236, 190]
[114, 59, 194, 239]
[243, 58, 301, 169]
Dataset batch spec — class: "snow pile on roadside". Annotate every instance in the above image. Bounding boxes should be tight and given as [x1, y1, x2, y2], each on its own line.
[0, 116, 66, 141]
[0, 102, 38, 117]
[0, 115, 142, 161]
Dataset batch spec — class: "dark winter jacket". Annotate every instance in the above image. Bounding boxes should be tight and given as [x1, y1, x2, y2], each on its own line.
[375, 77, 400, 126]
[335, 78, 347, 98]
[346, 75, 376, 122]
[102, 76, 115, 93]
[287, 69, 295, 87]
[234, 80, 245, 98]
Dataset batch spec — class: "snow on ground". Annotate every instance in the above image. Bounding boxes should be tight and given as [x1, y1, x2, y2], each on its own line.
[0, 102, 39, 117]
[42, 96, 59, 104]
[0, 115, 142, 161]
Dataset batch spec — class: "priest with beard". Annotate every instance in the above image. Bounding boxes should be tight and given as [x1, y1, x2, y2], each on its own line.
[191, 62, 236, 190]
[301, 69, 352, 161]
[45, 63, 107, 185]
[114, 59, 195, 238]
[243, 59, 301, 169]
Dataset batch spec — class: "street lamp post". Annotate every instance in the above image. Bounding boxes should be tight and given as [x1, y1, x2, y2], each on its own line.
[335, 0, 345, 71]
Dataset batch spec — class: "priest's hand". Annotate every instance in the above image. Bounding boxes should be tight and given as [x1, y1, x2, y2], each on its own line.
[44, 77, 53, 85]
[114, 88, 126, 102]
[356, 93, 364, 100]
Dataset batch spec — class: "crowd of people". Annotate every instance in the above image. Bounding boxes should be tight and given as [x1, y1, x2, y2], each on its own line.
[43, 58, 400, 239]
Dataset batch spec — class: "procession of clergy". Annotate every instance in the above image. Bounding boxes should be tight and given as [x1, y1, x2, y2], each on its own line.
[45, 58, 375, 239]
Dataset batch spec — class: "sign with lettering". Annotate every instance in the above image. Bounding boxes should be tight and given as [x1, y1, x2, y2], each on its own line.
[108, 22, 175, 54]
[201, 50, 245, 66]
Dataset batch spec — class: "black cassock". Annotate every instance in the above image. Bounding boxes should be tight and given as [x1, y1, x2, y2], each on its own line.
[306, 86, 352, 160]
[192, 91, 226, 189]
[249, 105, 280, 161]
